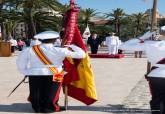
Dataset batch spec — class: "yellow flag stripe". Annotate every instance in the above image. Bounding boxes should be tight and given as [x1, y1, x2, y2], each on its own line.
[70, 54, 97, 100]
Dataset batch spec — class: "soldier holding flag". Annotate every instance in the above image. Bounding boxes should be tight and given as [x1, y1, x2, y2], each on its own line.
[16, 31, 86, 113]
[16, 0, 97, 113]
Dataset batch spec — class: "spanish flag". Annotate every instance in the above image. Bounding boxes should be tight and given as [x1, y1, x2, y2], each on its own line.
[62, 0, 97, 105]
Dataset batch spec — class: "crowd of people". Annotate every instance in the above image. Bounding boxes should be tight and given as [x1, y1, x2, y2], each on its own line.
[7, 37, 41, 53]
[7, 31, 123, 56]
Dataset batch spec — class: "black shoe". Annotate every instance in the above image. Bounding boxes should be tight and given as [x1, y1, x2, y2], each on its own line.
[60, 106, 66, 111]
[33, 108, 41, 113]
[41, 108, 55, 113]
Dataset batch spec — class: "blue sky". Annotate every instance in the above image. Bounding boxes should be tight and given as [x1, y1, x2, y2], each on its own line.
[59, 0, 165, 15]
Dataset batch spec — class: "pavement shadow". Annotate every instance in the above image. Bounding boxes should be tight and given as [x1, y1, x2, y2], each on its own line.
[68, 104, 151, 114]
[0, 103, 34, 113]
[0, 103, 151, 113]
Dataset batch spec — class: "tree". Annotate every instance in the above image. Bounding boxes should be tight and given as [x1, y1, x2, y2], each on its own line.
[2, 0, 64, 39]
[34, 11, 63, 33]
[106, 8, 126, 37]
[131, 13, 148, 37]
[79, 8, 98, 26]
[17, 0, 63, 38]
[0, 1, 21, 40]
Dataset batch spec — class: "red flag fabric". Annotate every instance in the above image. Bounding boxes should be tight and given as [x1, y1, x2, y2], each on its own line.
[62, 1, 97, 105]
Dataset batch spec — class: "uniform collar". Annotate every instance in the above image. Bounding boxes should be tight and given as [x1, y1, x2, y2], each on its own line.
[42, 43, 54, 47]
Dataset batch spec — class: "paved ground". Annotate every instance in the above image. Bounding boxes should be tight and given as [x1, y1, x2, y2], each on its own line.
[0, 51, 151, 114]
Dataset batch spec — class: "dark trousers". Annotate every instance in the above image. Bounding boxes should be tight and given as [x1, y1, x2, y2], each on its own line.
[28, 76, 62, 113]
[91, 48, 98, 54]
[135, 51, 142, 58]
[11, 46, 15, 53]
[118, 49, 123, 54]
[18, 46, 23, 51]
[148, 77, 165, 114]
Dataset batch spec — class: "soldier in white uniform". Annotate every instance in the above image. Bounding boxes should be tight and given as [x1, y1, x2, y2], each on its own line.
[105, 32, 120, 55]
[16, 31, 86, 113]
[120, 37, 165, 114]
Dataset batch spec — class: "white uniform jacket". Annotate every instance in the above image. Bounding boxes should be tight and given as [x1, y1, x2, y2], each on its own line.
[16, 44, 86, 76]
[105, 36, 120, 46]
[120, 39, 165, 78]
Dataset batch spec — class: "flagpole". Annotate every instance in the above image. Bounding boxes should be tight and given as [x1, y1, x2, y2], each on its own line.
[64, 84, 68, 110]
[64, 0, 75, 110]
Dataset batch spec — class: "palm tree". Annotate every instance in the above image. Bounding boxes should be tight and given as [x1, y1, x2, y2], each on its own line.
[106, 8, 126, 36]
[21, 0, 62, 38]
[0, 2, 21, 40]
[131, 13, 148, 37]
[7, 0, 64, 39]
[34, 11, 63, 32]
[80, 8, 98, 26]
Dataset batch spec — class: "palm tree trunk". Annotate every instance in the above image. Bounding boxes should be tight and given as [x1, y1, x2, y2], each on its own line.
[29, 8, 36, 35]
[136, 21, 140, 37]
[25, 7, 36, 39]
[115, 20, 118, 34]
[151, 0, 158, 31]
[0, 0, 5, 40]
[117, 23, 120, 37]
[1, 22, 6, 40]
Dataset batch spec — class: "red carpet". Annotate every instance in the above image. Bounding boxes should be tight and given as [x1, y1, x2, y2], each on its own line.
[89, 53, 125, 58]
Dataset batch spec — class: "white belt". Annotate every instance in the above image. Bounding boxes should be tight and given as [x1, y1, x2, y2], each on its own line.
[29, 67, 67, 75]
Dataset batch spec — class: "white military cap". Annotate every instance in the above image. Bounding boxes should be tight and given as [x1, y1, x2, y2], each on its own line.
[34, 31, 60, 40]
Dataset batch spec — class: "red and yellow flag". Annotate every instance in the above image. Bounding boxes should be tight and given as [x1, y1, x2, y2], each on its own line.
[62, 0, 97, 105]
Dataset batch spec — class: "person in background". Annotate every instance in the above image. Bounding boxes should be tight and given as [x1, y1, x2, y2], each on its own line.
[105, 32, 120, 55]
[87, 33, 100, 54]
[17, 39, 25, 51]
[9, 36, 17, 53]
[24, 38, 31, 47]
